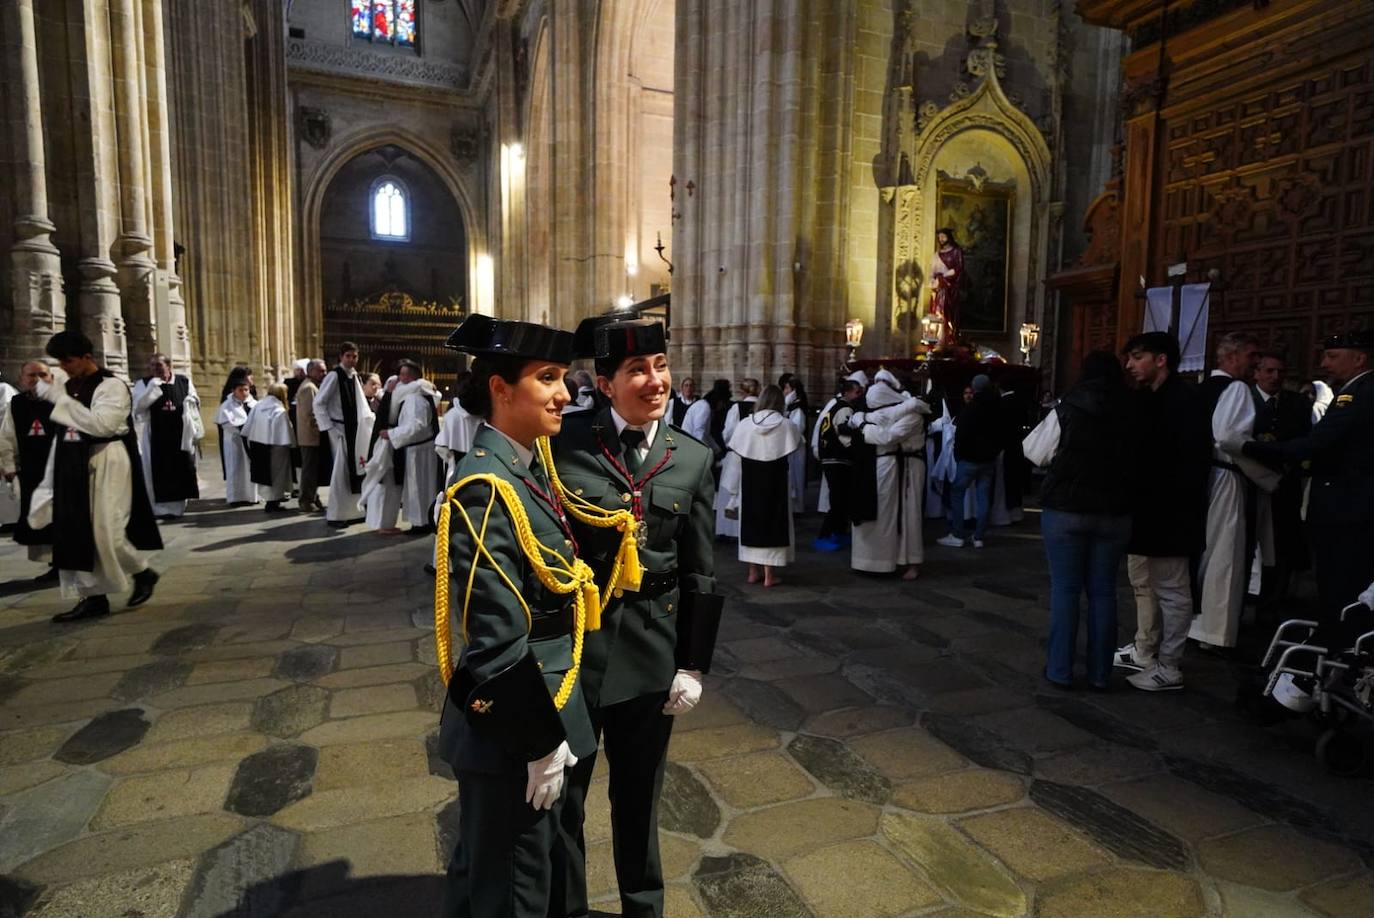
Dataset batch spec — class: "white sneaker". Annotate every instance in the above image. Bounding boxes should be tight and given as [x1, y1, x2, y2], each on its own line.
[1128, 664, 1184, 692]
[936, 535, 966, 548]
[1112, 642, 1149, 672]
[972, 539, 985, 549]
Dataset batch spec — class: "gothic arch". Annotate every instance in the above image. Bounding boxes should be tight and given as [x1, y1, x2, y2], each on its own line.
[299, 125, 483, 356]
[906, 69, 1056, 356]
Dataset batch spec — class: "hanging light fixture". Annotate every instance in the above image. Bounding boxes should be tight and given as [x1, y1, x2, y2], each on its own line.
[844, 319, 864, 362]
[1019, 322, 1041, 363]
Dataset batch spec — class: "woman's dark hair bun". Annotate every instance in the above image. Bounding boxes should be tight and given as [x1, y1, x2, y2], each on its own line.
[460, 355, 525, 417]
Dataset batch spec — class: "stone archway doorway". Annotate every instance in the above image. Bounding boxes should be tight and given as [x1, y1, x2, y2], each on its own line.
[317, 144, 468, 396]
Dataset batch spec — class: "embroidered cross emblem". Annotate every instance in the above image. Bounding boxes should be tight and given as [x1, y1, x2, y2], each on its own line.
[28, 420, 45, 437]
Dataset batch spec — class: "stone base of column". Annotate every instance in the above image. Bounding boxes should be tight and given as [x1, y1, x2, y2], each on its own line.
[5, 231, 67, 375]
[78, 257, 129, 378]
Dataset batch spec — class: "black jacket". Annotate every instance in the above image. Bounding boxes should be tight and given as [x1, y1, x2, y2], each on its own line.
[953, 390, 1004, 463]
[1129, 374, 1211, 557]
[1039, 378, 1139, 516]
[1245, 370, 1374, 529]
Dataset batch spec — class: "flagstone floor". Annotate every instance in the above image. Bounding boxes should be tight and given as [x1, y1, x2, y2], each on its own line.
[2, 461, 1373, 917]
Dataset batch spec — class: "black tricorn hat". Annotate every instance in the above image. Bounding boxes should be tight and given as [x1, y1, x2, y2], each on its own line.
[572, 316, 667, 363]
[1322, 328, 1374, 351]
[444, 314, 575, 364]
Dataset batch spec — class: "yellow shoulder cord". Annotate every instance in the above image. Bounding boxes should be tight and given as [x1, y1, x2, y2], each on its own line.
[433, 473, 599, 711]
[534, 436, 644, 598]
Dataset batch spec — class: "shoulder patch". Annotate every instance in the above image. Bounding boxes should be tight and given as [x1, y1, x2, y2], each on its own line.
[665, 422, 709, 449]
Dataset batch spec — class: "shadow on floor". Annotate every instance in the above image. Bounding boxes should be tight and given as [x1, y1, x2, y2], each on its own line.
[213, 862, 445, 917]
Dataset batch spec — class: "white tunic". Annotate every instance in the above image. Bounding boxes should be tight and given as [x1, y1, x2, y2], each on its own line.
[681, 399, 711, 442]
[388, 379, 442, 525]
[243, 395, 294, 501]
[131, 376, 202, 517]
[786, 399, 807, 514]
[720, 409, 801, 567]
[29, 377, 152, 599]
[851, 390, 929, 572]
[215, 395, 257, 504]
[0, 383, 18, 525]
[1190, 371, 1257, 648]
[313, 367, 373, 522]
[715, 398, 758, 539]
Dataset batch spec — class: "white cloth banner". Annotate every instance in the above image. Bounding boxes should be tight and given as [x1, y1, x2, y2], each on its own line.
[1144, 282, 1210, 373]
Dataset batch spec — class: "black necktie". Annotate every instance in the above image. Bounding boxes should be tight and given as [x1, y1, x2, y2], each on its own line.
[620, 428, 645, 476]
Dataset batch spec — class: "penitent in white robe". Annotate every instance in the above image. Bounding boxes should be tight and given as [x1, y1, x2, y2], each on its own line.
[216, 395, 257, 504]
[851, 388, 929, 573]
[1189, 372, 1257, 648]
[243, 395, 294, 501]
[0, 383, 18, 526]
[29, 377, 152, 599]
[131, 377, 202, 517]
[720, 409, 801, 567]
[786, 398, 807, 514]
[313, 367, 374, 522]
[435, 403, 481, 488]
[389, 379, 442, 526]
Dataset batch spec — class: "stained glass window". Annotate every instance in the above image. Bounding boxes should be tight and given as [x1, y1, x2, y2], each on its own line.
[352, 0, 416, 47]
[372, 180, 408, 240]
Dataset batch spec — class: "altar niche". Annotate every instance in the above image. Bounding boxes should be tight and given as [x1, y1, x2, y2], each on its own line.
[936, 177, 1014, 335]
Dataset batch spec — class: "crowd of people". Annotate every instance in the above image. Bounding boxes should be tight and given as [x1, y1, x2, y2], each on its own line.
[1, 315, 1372, 915]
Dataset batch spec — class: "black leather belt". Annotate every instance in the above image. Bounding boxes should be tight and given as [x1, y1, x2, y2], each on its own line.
[1212, 459, 1242, 474]
[635, 570, 679, 597]
[529, 607, 573, 641]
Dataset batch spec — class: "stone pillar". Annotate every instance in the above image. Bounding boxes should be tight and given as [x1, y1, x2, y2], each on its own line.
[109, 0, 158, 370]
[142, 0, 191, 373]
[1, 0, 66, 374]
[673, 0, 851, 391]
[73, 0, 129, 376]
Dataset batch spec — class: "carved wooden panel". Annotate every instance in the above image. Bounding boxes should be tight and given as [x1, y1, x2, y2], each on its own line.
[1156, 59, 1374, 373]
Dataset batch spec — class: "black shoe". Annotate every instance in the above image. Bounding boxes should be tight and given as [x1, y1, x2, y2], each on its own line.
[127, 569, 159, 607]
[265, 501, 289, 513]
[32, 568, 60, 586]
[326, 520, 351, 529]
[52, 596, 111, 623]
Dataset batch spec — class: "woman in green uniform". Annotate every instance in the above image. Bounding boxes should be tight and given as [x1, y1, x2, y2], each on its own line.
[547, 316, 724, 918]
[435, 314, 613, 918]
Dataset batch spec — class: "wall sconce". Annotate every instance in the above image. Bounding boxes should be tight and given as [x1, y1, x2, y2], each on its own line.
[844, 318, 864, 362]
[1019, 322, 1041, 364]
[920, 313, 944, 346]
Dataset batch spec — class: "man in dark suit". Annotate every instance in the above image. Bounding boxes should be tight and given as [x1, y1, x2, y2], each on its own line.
[1243, 330, 1374, 645]
[1250, 352, 1312, 617]
[551, 316, 722, 918]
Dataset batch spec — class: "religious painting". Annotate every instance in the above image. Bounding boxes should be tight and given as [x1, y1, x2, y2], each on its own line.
[935, 181, 1012, 334]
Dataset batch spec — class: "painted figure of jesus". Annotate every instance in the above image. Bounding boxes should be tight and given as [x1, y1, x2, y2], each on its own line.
[929, 227, 963, 346]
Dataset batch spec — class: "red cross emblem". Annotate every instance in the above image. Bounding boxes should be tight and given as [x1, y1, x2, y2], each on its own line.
[29, 420, 45, 437]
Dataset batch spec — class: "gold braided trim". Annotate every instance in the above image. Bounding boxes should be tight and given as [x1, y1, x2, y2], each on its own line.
[534, 436, 643, 599]
[434, 473, 599, 712]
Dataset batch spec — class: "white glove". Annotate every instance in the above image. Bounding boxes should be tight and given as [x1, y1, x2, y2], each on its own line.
[34, 378, 58, 404]
[1359, 582, 1374, 610]
[1218, 434, 1249, 455]
[849, 412, 867, 427]
[663, 670, 703, 715]
[525, 740, 577, 811]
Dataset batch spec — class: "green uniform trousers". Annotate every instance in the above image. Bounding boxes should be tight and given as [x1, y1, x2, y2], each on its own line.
[554, 690, 674, 918]
[442, 769, 562, 918]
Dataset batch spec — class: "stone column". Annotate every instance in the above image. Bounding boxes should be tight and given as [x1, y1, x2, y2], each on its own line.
[1, 0, 67, 374]
[109, 0, 158, 369]
[142, 0, 191, 372]
[73, 0, 129, 375]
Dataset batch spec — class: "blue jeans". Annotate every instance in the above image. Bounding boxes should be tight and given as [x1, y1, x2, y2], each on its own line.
[947, 460, 996, 540]
[1041, 509, 1132, 687]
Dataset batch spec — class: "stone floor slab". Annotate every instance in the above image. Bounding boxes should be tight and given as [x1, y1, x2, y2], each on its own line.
[337, 642, 415, 670]
[1036, 867, 1205, 918]
[295, 812, 441, 883]
[668, 722, 779, 762]
[98, 732, 268, 776]
[0, 724, 72, 765]
[0, 769, 113, 873]
[693, 853, 810, 918]
[893, 768, 1025, 814]
[313, 662, 430, 689]
[1299, 871, 1374, 917]
[659, 762, 721, 838]
[92, 763, 235, 829]
[801, 705, 914, 738]
[253, 684, 331, 738]
[296, 711, 437, 746]
[1198, 825, 1362, 892]
[225, 744, 319, 818]
[313, 739, 430, 792]
[145, 702, 255, 744]
[880, 810, 1027, 918]
[27, 857, 199, 918]
[182, 822, 301, 918]
[848, 727, 968, 782]
[786, 733, 890, 804]
[329, 682, 419, 718]
[12, 813, 247, 884]
[784, 839, 941, 917]
[958, 806, 1110, 882]
[697, 751, 815, 809]
[1100, 774, 1266, 843]
[185, 657, 276, 685]
[722, 798, 880, 860]
[269, 775, 452, 831]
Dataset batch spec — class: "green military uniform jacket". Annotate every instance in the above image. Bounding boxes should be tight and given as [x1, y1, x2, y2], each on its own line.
[436, 424, 597, 772]
[551, 407, 717, 707]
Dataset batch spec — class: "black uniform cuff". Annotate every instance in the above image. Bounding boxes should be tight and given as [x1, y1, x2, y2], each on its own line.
[675, 592, 725, 673]
[450, 651, 566, 761]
